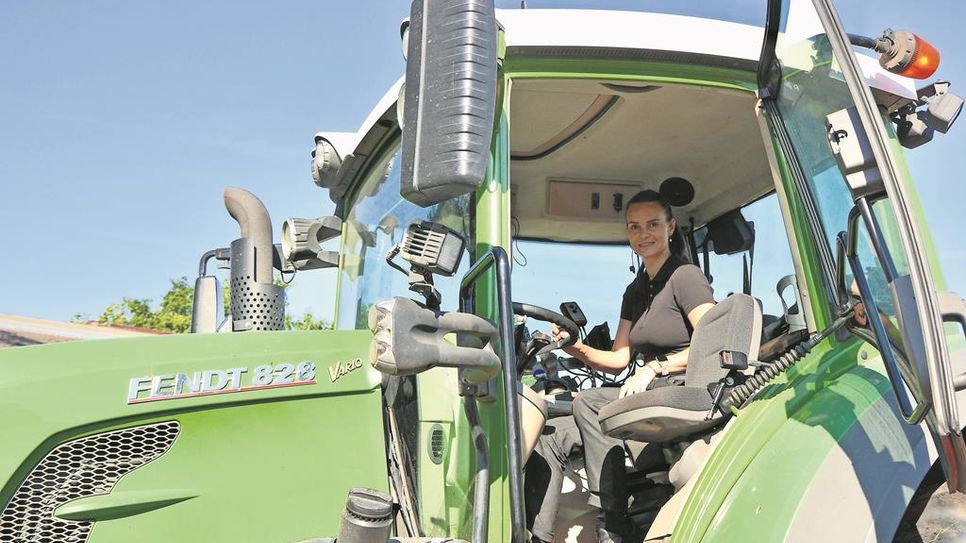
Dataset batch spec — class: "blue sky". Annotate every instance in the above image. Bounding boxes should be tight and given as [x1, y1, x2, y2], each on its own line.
[1, 1, 963, 325]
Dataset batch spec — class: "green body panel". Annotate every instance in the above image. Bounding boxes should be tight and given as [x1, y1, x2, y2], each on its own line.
[415, 368, 474, 536]
[0, 330, 386, 542]
[671, 340, 881, 541]
[54, 489, 198, 522]
[474, 99, 514, 542]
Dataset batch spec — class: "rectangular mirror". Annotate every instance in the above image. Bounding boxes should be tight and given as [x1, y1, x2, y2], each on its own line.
[400, 0, 499, 207]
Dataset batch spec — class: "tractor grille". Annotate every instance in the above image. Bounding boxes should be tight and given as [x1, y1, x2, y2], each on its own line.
[0, 421, 180, 543]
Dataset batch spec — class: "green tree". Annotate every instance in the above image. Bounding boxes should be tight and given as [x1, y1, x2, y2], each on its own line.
[88, 276, 331, 333]
[285, 312, 331, 331]
[96, 277, 193, 333]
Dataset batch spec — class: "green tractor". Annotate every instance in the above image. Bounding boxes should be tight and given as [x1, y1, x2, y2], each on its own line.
[3, 1, 966, 542]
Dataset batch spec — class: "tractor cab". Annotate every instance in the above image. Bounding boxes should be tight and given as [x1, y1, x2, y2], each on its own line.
[312, 1, 966, 541]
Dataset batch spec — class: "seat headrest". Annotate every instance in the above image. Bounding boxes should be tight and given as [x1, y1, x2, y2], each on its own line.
[685, 294, 762, 388]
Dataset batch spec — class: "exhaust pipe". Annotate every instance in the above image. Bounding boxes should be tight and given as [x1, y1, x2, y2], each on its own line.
[224, 188, 274, 282]
[223, 188, 285, 331]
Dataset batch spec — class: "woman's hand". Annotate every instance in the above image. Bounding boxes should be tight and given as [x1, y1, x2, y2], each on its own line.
[619, 366, 656, 398]
[551, 323, 582, 356]
[548, 319, 633, 374]
[550, 322, 569, 343]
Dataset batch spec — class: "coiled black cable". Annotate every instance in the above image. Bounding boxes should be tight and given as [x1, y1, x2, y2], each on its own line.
[721, 314, 851, 412]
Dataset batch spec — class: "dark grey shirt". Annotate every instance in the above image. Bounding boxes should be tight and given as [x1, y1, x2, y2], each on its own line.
[620, 256, 714, 359]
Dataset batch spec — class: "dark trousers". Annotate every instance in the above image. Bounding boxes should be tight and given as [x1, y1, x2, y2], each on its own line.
[525, 387, 630, 541]
[573, 387, 628, 515]
[525, 415, 582, 542]
[526, 381, 682, 540]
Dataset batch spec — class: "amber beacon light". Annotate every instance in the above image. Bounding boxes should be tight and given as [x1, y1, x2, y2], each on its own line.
[880, 30, 939, 79]
[850, 29, 941, 79]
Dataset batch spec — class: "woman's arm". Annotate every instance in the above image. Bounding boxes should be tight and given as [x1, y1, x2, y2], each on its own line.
[551, 318, 633, 374]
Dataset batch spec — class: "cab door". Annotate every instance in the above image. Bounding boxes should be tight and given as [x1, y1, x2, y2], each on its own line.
[756, 0, 966, 490]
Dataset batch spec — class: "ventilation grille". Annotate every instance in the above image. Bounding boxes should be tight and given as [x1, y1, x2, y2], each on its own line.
[230, 276, 285, 331]
[0, 421, 180, 543]
[428, 424, 445, 465]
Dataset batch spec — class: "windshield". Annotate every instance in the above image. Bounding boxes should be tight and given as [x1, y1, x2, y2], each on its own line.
[337, 137, 473, 330]
[495, 0, 767, 26]
[512, 240, 631, 333]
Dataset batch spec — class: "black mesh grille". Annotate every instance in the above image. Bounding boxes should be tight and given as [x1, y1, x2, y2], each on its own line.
[0, 421, 180, 543]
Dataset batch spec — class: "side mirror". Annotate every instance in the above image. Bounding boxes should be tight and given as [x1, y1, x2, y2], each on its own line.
[191, 248, 230, 334]
[399, 0, 498, 207]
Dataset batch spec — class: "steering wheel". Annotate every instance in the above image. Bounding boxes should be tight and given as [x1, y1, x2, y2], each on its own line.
[512, 302, 580, 357]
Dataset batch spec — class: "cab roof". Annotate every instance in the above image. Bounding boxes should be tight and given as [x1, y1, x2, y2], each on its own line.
[316, 8, 917, 226]
[498, 9, 763, 66]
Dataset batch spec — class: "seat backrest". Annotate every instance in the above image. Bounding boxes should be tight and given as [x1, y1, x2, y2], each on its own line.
[684, 294, 762, 388]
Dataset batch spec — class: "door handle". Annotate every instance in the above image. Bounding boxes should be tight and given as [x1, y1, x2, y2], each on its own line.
[939, 291, 966, 392]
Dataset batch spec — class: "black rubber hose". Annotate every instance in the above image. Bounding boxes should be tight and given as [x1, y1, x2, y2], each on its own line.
[721, 314, 850, 412]
[848, 33, 878, 50]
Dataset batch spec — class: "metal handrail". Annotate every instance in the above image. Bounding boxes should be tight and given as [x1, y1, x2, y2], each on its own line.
[459, 246, 525, 543]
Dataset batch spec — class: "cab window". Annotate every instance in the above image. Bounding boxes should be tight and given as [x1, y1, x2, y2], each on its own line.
[337, 136, 473, 330]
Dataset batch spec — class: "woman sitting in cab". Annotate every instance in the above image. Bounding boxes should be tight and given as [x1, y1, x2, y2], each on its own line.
[527, 189, 715, 543]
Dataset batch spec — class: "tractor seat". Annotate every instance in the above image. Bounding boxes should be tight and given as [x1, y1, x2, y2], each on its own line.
[599, 294, 762, 443]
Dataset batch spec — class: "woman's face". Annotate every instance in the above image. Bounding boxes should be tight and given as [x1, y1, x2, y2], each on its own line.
[626, 201, 675, 260]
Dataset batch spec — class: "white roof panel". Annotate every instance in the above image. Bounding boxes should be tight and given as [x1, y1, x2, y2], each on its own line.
[497, 9, 764, 61]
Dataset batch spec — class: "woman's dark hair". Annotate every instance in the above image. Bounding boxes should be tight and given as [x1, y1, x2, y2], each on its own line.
[626, 189, 673, 221]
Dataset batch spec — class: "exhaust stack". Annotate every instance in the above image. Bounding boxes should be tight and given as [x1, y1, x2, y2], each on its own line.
[223, 188, 285, 331]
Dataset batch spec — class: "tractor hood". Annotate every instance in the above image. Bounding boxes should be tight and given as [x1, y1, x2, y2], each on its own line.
[0, 330, 388, 542]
